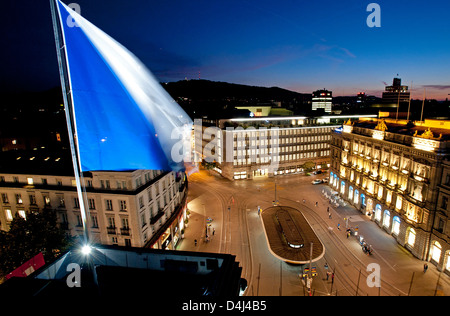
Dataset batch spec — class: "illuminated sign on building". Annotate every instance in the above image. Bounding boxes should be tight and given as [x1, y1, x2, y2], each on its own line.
[372, 130, 385, 140]
[412, 137, 439, 152]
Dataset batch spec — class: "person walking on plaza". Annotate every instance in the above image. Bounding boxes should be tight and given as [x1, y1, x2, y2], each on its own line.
[337, 223, 341, 230]
[194, 239, 197, 246]
[423, 262, 428, 273]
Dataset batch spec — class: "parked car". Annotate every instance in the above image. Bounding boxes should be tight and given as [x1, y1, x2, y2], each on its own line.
[312, 179, 322, 184]
[312, 170, 322, 175]
[322, 177, 329, 183]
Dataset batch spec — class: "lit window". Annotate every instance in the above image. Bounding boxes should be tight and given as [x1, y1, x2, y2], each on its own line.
[407, 228, 416, 247]
[27, 178, 33, 185]
[383, 210, 390, 228]
[5, 209, 13, 221]
[18, 210, 26, 220]
[432, 241, 442, 263]
[392, 216, 400, 235]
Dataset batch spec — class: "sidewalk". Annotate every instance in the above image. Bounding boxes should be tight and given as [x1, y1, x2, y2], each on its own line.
[176, 206, 221, 254]
[319, 184, 450, 296]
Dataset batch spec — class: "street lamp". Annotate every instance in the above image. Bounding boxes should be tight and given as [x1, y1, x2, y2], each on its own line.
[81, 244, 92, 256]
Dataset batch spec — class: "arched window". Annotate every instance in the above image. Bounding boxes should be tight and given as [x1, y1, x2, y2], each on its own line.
[383, 210, 390, 228]
[375, 204, 382, 221]
[354, 189, 359, 204]
[392, 216, 400, 235]
[407, 227, 416, 247]
[431, 241, 442, 263]
[446, 252, 450, 271]
[340, 181, 345, 194]
[349, 186, 353, 200]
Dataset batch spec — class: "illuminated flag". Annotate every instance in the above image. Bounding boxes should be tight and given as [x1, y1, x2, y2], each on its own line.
[53, 0, 192, 171]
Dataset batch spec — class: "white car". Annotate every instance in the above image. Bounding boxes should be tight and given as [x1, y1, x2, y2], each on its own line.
[312, 179, 322, 185]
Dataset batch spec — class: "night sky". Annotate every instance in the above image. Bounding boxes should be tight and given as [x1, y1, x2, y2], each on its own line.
[2, 0, 450, 99]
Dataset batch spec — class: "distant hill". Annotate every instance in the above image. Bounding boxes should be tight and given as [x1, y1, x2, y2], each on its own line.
[162, 79, 311, 119]
[162, 79, 307, 100]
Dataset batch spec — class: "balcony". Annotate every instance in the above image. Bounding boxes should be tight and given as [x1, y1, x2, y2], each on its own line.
[107, 226, 117, 235]
[120, 227, 130, 236]
[150, 210, 165, 224]
[59, 222, 69, 230]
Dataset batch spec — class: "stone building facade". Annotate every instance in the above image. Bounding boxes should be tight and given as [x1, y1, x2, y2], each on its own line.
[0, 152, 188, 250]
[329, 117, 450, 273]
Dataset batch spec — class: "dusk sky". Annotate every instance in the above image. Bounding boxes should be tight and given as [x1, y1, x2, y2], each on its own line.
[2, 0, 450, 99]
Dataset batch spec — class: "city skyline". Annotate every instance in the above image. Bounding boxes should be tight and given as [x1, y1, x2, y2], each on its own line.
[2, 0, 450, 100]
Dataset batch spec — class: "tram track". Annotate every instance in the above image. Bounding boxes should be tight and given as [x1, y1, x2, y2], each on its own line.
[189, 174, 254, 296]
[278, 194, 407, 296]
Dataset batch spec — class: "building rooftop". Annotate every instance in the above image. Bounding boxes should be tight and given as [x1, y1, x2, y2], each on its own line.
[353, 117, 450, 140]
[0, 244, 244, 298]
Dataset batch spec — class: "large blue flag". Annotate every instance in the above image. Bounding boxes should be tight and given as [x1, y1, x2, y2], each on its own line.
[55, 0, 192, 171]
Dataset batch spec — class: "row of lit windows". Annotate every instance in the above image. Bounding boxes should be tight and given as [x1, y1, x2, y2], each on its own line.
[231, 127, 333, 138]
[232, 150, 330, 166]
[235, 143, 330, 157]
[234, 135, 331, 147]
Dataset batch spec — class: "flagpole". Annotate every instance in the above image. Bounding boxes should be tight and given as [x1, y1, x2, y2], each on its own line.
[50, 0, 90, 245]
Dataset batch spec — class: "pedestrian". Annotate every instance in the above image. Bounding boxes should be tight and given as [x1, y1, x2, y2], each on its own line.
[213, 228, 215, 236]
[303, 199, 306, 203]
[194, 239, 197, 246]
[326, 271, 331, 280]
[329, 213, 332, 219]
[346, 231, 350, 238]
[337, 223, 340, 230]
[315, 201, 318, 207]
[327, 206, 329, 213]
[423, 263, 428, 273]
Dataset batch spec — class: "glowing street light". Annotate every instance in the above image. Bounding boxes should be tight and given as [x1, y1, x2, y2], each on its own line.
[81, 245, 92, 256]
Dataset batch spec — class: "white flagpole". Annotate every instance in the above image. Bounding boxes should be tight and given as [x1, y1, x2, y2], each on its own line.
[50, 0, 90, 246]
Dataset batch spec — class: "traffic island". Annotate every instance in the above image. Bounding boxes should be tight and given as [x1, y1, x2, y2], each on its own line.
[260, 205, 325, 264]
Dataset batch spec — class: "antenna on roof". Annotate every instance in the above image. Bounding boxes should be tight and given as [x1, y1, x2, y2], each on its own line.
[407, 81, 412, 121]
[420, 88, 426, 122]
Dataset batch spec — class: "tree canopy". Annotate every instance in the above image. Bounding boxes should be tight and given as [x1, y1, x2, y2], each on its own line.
[0, 209, 71, 279]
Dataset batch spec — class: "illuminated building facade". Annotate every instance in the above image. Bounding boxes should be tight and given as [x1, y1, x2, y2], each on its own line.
[312, 89, 332, 113]
[0, 152, 188, 250]
[194, 114, 376, 180]
[329, 117, 450, 272]
[382, 77, 410, 105]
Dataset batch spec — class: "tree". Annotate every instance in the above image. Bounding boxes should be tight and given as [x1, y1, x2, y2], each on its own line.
[0, 209, 71, 279]
[302, 161, 316, 172]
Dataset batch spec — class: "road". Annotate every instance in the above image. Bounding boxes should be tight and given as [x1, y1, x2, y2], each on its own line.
[180, 168, 450, 296]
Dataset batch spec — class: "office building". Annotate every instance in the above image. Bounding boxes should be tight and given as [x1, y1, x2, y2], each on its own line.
[382, 77, 410, 105]
[312, 89, 332, 113]
[194, 114, 376, 180]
